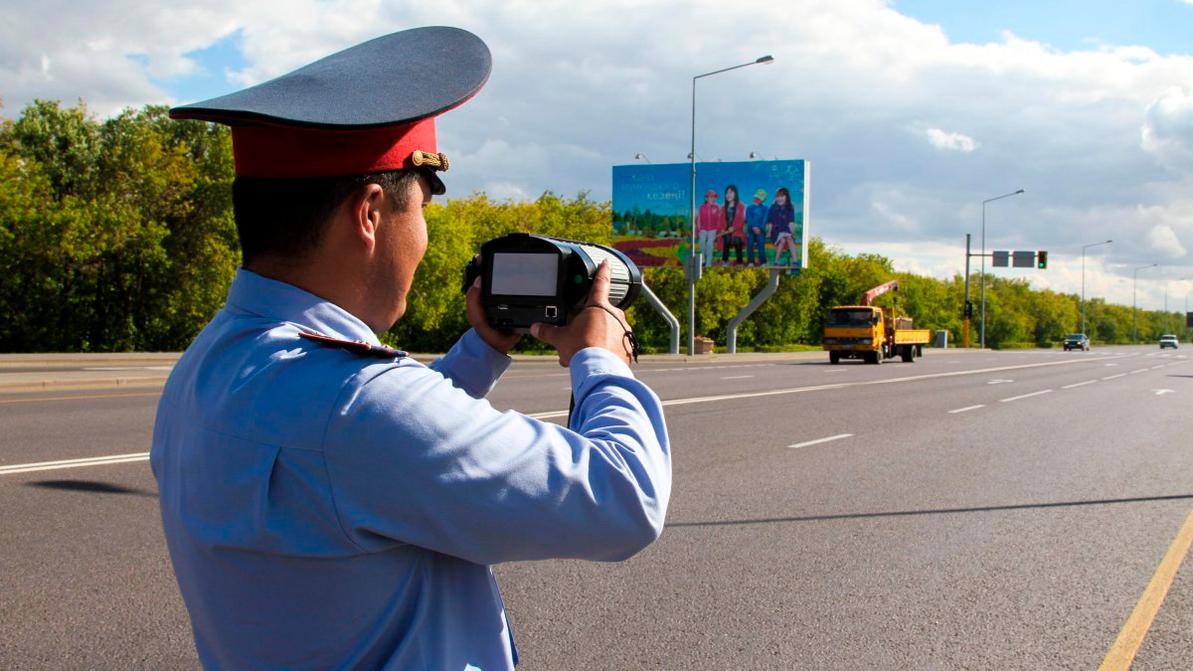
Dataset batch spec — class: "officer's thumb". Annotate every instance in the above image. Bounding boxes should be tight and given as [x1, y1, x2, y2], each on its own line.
[588, 260, 613, 306]
[529, 322, 560, 346]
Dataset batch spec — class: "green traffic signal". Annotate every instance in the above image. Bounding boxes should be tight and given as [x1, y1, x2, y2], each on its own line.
[1037, 250, 1048, 269]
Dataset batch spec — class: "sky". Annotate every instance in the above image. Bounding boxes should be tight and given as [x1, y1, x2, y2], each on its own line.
[2, 0, 1192, 312]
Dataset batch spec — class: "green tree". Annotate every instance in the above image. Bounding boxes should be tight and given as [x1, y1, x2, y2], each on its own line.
[0, 101, 236, 351]
[0, 99, 1179, 354]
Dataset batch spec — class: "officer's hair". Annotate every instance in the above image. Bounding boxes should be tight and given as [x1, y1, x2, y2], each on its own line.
[232, 170, 420, 264]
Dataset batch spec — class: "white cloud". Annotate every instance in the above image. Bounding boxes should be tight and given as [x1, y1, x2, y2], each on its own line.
[1147, 224, 1189, 258]
[925, 128, 979, 153]
[1141, 87, 1193, 170]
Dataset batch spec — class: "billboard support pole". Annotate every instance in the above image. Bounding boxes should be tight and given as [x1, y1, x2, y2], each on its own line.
[640, 280, 681, 354]
[726, 269, 781, 354]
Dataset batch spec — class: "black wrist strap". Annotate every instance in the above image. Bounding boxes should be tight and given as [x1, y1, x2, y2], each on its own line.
[583, 304, 639, 364]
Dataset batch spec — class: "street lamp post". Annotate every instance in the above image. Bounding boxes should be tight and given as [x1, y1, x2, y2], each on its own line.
[1133, 263, 1157, 344]
[1080, 239, 1112, 335]
[979, 189, 1025, 349]
[687, 54, 774, 355]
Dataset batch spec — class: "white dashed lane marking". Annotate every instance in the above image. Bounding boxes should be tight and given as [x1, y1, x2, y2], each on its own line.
[1000, 389, 1053, 403]
[948, 405, 985, 414]
[788, 434, 854, 449]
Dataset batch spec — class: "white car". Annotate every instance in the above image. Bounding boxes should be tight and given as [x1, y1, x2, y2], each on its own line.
[1159, 335, 1179, 350]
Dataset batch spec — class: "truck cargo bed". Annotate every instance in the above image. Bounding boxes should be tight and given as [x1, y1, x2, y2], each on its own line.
[893, 329, 931, 345]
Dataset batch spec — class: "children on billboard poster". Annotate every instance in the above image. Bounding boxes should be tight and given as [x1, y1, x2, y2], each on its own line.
[611, 159, 809, 271]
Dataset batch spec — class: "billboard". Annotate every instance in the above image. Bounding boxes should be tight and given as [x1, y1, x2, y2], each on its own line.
[612, 159, 810, 271]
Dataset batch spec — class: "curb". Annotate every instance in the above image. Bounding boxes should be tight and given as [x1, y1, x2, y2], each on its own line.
[0, 377, 168, 394]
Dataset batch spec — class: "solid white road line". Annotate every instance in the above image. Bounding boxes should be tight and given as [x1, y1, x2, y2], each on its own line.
[645, 363, 775, 374]
[658, 353, 1131, 411]
[1103, 373, 1127, 380]
[788, 433, 853, 449]
[720, 375, 754, 380]
[1000, 389, 1053, 403]
[948, 404, 985, 414]
[1062, 380, 1098, 389]
[1, 452, 150, 476]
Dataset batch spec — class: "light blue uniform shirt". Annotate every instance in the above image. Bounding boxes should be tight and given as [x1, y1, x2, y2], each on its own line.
[151, 269, 671, 670]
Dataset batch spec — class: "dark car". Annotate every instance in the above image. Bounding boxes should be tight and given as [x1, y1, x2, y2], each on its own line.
[1063, 333, 1090, 351]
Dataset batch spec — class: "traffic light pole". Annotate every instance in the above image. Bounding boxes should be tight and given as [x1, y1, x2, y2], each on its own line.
[963, 234, 971, 348]
[963, 233, 990, 348]
[964, 243, 1049, 349]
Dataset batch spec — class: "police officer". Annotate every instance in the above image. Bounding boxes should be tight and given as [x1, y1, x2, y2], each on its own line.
[152, 27, 671, 670]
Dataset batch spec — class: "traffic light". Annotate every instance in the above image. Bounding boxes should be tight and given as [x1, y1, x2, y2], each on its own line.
[1037, 250, 1048, 269]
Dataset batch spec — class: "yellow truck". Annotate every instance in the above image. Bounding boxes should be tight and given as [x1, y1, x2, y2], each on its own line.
[823, 280, 931, 364]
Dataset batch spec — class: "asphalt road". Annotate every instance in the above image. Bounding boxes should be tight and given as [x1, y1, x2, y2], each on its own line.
[1, 345, 1191, 669]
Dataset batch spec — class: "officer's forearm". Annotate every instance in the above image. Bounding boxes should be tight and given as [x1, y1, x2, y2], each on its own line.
[429, 329, 512, 398]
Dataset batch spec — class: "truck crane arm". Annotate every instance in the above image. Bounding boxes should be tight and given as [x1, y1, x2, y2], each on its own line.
[861, 280, 899, 306]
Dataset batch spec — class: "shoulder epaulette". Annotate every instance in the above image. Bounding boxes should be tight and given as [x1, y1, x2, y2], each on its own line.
[298, 331, 407, 360]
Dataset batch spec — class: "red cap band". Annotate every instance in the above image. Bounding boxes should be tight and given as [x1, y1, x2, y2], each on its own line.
[231, 117, 437, 178]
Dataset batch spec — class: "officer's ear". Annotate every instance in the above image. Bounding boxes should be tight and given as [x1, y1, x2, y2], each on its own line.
[347, 183, 387, 253]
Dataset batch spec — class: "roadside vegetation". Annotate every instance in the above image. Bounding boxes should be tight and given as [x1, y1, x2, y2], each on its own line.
[1, 101, 1185, 353]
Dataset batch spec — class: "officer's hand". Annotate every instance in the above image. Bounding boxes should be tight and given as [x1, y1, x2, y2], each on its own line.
[467, 277, 522, 354]
[530, 261, 633, 367]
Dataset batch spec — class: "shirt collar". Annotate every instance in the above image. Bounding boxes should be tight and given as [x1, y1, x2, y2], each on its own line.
[224, 268, 381, 345]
